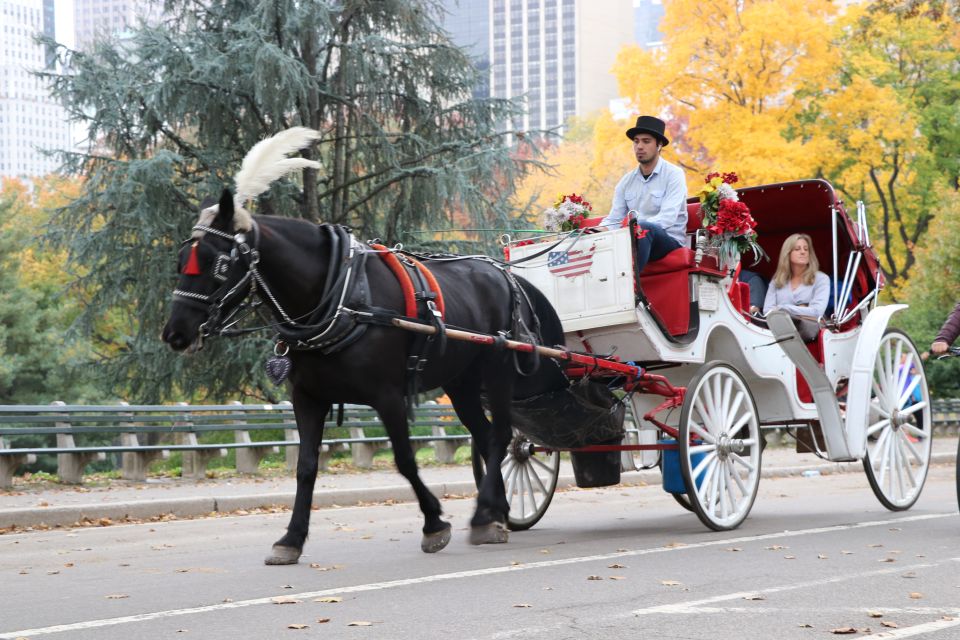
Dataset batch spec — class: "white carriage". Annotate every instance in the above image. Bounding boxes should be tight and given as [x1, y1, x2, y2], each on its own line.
[493, 179, 932, 532]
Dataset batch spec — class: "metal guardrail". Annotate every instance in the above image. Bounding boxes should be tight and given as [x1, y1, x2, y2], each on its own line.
[0, 401, 470, 488]
[1, 398, 957, 488]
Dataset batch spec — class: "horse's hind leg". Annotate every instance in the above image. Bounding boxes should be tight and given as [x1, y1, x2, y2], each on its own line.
[466, 371, 514, 545]
[266, 387, 329, 565]
[376, 396, 451, 553]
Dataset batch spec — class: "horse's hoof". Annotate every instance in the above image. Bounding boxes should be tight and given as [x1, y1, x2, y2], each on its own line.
[469, 521, 509, 545]
[420, 525, 452, 553]
[264, 545, 301, 565]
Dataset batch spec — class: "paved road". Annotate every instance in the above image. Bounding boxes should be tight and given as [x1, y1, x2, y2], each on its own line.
[2, 460, 958, 639]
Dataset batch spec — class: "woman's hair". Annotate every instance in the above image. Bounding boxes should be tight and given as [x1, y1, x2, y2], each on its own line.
[772, 233, 819, 288]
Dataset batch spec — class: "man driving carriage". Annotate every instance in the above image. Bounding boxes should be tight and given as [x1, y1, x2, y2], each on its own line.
[590, 115, 688, 275]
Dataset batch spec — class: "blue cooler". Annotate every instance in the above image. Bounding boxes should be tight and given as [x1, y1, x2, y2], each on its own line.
[660, 439, 705, 494]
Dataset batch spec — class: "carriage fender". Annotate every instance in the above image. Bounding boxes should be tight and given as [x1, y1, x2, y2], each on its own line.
[843, 304, 907, 458]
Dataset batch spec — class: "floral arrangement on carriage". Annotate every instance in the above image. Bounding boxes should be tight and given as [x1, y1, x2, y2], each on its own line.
[542, 193, 593, 232]
[697, 172, 766, 268]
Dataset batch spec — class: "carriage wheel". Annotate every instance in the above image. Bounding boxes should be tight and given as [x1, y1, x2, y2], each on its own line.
[862, 329, 932, 511]
[679, 361, 762, 531]
[471, 430, 560, 531]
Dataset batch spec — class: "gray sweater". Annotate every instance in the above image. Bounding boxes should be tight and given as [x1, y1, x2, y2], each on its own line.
[763, 271, 830, 319]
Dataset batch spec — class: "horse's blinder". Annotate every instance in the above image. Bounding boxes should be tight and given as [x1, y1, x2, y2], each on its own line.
[171, 222, 260, 339]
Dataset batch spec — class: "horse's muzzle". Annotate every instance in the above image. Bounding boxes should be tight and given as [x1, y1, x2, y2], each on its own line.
[161, 324, 203, 353]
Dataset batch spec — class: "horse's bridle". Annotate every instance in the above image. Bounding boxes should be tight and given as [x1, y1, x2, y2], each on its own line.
[171, 220, 365, 348]
[172, 221, 264, 340]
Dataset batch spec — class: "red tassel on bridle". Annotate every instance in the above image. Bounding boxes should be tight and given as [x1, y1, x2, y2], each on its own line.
[183, 242, 201, 275]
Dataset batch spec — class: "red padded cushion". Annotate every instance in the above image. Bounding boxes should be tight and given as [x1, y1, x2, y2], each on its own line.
[640, 270, 690, 335]
[796, 333, 825, 404]
[639, 248, 695, 275]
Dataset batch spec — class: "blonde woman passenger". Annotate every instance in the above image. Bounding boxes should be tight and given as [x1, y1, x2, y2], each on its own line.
[761, 233, 830, 342]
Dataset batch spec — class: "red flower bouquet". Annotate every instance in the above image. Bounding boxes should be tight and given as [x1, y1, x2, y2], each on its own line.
[697, 172, 765, 266]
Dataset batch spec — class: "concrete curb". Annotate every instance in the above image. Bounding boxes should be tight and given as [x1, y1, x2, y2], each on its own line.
[1, 452, 954, 530]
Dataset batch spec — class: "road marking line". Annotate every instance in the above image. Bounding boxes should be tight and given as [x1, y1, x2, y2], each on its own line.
[859, 617, 960, 638]
[631, 558, 960, 615]
[0, 512, 952, 639]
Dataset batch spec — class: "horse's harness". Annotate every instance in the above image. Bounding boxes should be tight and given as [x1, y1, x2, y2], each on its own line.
[172, 220, 542, 393]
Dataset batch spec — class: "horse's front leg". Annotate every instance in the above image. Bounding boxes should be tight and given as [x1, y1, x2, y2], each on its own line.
[265, 386, 329, 565]
[376, 396, 452, 553]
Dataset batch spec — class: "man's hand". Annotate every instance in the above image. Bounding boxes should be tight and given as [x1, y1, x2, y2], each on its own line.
[582, 226, 605, 234]
[930, 340, 949, 355]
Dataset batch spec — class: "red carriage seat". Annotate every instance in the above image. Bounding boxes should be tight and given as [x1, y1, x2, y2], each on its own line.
[636, 203, 704, 336]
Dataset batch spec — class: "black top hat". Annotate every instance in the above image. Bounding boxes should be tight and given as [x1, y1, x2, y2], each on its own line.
[625, 115, 669, 146]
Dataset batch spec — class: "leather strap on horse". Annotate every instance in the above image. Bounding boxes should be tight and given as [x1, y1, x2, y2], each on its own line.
[369, 244, 445, 320]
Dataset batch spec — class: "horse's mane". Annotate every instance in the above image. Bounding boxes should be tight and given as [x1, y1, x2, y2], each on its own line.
[195, 127, 322, 235]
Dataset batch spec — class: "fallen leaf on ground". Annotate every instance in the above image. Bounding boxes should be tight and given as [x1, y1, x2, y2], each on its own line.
[902, 572, 917, 579]
[314, 597, 342, 603]
[609, 576, 626, 580]
[798, 623, 813, 628]
[830, 627, 858, 634]
[608, 564, 626, 569]
[47, 570, 60, 575]
[587, 575, 603, 581]
[881, 621, 898, 628]
[867, 611, 883, 618]
[287, 623, 309, 629]
[868, 543, 883, 548]
[766, 545, 787, 550]
[818, 554, 829, 560]
[909, 592, 924, 599]
[539, 549, 551, 554]
[727, 547, 743, 552]
[347, 621, 373, 626]
[743, 594, 766, 601]
[105, 594, 129, 599]
[841, 550, 854, 555]
[316, 618, 330, 623]
[879, 558, 896, 563]
[784, 555, 796, 560]
[513, 603, 533, 608]
[271, 596, 301, 605]
[660, 580, 681, 586]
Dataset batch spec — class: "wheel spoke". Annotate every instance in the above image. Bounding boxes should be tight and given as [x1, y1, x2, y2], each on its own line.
[900, 422, 927, 440]
[695, 457, 719, 504]
[694, 396, 716, 435]
[530, 454, 555, 475]
[898, 400, 928, 417]
[720, 376, 734, 427]
[895, 433, 918, 490]
[692, 450, 718, 480]
[690, 421, 715, 444]
[527, 460, 549, 495]
[897, 377, 921, 409]
[729, 451, 756, 473]
[866, 418, 891, 437]
[690, 443, 717, 455]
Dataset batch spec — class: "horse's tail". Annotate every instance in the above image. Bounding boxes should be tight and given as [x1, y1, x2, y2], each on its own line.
[511, 277, 569, 398]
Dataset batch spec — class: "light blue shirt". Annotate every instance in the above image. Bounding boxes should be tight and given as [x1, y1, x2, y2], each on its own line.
[763, 271, 830, 319]
[600, 157, 688, 246]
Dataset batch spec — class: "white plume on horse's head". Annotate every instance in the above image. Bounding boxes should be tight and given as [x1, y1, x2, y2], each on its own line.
[227, 126, 323, 231]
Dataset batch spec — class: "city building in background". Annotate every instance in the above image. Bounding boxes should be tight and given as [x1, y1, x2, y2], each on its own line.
[0, 0, 71, 178]
[440, 0, 490, 100]
[634, 0, 664, 49]
[441, 0, 634, 134]
[73, 0, 161, 50]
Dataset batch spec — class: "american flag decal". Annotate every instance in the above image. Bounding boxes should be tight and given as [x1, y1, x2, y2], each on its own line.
[547, 245, 596, 278]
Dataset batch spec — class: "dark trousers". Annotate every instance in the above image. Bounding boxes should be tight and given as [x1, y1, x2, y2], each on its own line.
[739, 269, 768, 310]
[636, 221, 683, 273]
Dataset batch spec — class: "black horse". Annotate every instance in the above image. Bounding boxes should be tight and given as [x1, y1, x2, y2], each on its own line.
[162, 188, 567, 564]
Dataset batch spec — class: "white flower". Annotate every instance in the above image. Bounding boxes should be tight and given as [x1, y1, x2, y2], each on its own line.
[717, 183, 738, 201]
